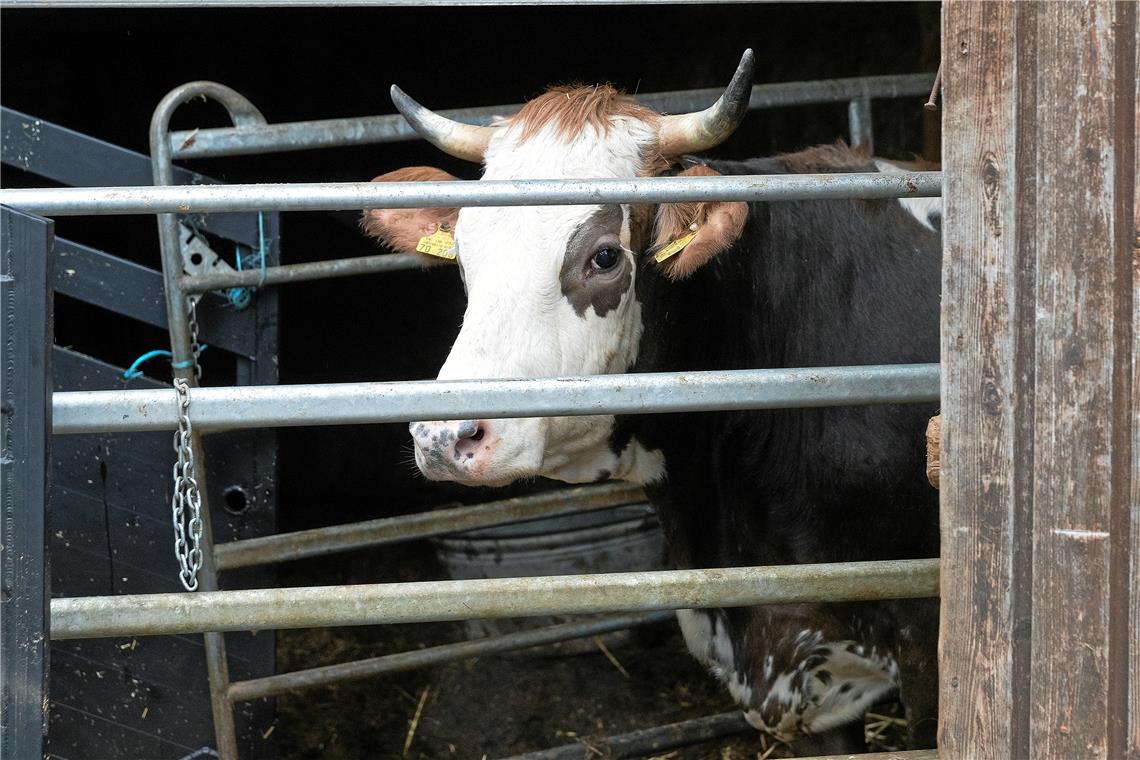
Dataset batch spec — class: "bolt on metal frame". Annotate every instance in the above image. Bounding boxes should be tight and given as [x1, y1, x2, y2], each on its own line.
[11, 72, 944, 759]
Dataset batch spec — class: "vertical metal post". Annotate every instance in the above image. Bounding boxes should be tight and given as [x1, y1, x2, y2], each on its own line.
[1, 206, 54, 760]
[149, 81, 269, 760]
[847, 96, 874, 155]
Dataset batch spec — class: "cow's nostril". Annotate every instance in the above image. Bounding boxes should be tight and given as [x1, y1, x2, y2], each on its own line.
[455, 420, 480, 440]
[470, 427, 485, 442]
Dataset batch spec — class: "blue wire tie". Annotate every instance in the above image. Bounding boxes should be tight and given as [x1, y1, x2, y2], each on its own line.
[123, 346, 209, 380]
[224, 212, 266, 310]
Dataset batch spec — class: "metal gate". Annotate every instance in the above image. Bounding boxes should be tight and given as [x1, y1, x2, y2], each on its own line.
[3, 67, 940, 760]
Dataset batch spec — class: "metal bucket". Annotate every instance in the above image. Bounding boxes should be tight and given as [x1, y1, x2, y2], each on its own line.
[432, 502, 666, 655]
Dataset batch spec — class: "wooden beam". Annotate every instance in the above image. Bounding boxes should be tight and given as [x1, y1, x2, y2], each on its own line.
[940, 2, 1137, 758]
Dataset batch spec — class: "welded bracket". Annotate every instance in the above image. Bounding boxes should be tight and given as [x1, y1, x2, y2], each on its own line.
[178, 222, 239, 305]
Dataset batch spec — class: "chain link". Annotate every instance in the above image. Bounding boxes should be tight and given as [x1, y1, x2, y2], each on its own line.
[172, 378, 204, 591]
[187, 299, 204, 381]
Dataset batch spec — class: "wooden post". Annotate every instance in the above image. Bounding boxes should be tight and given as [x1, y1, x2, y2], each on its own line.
[940, 2, 1138, 758]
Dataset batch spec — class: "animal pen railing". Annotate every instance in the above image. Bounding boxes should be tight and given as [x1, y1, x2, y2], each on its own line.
[5, 3, 1137, 759]
[0, 71, 952, 760]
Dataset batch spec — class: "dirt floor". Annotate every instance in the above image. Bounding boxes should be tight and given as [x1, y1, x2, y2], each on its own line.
[272, 544, 906, 760]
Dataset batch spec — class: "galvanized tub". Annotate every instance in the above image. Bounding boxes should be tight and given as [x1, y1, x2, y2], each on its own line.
[433, 502, 666, 655]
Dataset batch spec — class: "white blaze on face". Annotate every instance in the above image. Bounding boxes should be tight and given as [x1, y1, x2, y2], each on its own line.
[409, 115, 664, 486]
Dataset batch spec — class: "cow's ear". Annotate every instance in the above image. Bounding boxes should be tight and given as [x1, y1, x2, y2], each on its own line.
[361, 166, 460, 255]
[650, 165, 748, 280]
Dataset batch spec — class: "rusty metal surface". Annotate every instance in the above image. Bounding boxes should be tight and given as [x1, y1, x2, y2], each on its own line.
[215, 482, 645, 569]
[50, 558, 939, 639]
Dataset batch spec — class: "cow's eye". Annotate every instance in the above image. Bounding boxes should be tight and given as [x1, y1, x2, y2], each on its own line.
[591, 246, 620, 271]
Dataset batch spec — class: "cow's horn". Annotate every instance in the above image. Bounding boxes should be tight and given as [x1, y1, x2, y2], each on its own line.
[657, 50, 755, 156]
[391, 85, 494, 163]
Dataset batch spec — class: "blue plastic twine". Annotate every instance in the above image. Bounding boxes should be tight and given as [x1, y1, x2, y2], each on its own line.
[123, 345, 209, 380]
[126, 212, 263, 379]
[225, 212, 267, 310]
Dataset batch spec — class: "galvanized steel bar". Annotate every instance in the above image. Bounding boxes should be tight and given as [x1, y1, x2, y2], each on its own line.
[3, 0, 913, 5]
[52, 363, 940, 435]
[503, 711, 753, 759]
[227, 611, 672, 701]
[847, 96, 874, 154]
[180, 251, 441, 293]
[148, 81, 266, 760]
[163, 74, 933, 159]
[215, 482, 645, 570]
[0, 171, 942, 217]
[794, 753, 938, 760]
[50, 558, 939, 639]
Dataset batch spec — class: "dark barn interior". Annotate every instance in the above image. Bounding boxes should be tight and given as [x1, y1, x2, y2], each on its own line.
[2, 4, 940, 758]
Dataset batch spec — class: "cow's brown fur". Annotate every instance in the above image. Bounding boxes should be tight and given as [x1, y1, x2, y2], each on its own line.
[506, 84, 672, 176]
[508, 84, 659, 141]
[775, 141, 875, 174]
[776, 141, 941, 174]
[361, 166, 460, 254]
[651, 165, 749, 280]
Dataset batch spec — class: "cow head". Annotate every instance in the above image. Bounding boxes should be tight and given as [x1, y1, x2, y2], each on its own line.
[363, 52, 753, 487]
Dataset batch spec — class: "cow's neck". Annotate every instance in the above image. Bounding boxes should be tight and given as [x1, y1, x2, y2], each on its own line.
[611, 201, 783, 569]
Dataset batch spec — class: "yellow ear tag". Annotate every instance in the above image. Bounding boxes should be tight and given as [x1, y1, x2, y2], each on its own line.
[415, 226, 457, 260]
[654, 229, 698, 263]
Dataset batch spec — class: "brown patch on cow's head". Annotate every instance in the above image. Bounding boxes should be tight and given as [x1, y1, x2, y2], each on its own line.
[361, 166, 460, 255]
[651, 164, 748, 280]
[507, 84, 661, 143]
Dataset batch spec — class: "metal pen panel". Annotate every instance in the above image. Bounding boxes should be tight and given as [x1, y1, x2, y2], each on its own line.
[50, 558, 940, 639]
[227, 611, 672, 701]
[0, 171, 942, 217]
[52, 363, 941, 434]
[161, 74, 934, 159]
[215, 482, 646, 569]
[180, 251, 439, 293]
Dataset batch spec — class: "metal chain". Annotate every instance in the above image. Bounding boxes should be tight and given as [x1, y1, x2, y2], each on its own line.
[187, 298, 203, 381]
[171, 378, 204, 591]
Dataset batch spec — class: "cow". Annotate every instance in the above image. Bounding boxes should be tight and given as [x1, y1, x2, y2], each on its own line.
[362, 50, 941, 754]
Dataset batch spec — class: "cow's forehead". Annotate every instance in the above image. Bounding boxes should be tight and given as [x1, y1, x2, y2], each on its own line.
[483, 115, 657, 180]
[455, 203, 628, 280]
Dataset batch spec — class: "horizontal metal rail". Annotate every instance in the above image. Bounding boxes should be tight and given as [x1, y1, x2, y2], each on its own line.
[163, 74, 933, 159]
[50, 558, 939, 639]
[228, 611, 672, 701]
[504, 711, 753, 760]
[180, 251, 441, 293]
[0, 171, 941, 217]
[215, 482, 645, 570]
[52, 363, 940, 434]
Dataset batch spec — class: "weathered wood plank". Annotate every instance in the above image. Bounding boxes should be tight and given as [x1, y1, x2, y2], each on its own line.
[1123, 4, 1139, 757]
[942, 2, 1138, 758]
[1028, 3, 1121, 757]
[939, 3, 1025, 757]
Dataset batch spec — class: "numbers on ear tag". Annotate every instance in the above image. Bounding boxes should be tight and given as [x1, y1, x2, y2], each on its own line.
[415, 226, 457, 260]
[654, 230, 698, 263]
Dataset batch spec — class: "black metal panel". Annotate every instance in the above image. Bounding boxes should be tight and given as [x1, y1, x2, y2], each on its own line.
[48, 346, 277, 760]
[1, 106, 258, 248]
[55, 237, 259, 358]
[6, 105, 281, 758]
[1, 206, 54, 760]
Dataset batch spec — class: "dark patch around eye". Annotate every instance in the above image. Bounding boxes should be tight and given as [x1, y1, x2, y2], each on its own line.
[559, 204, 632, 318]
